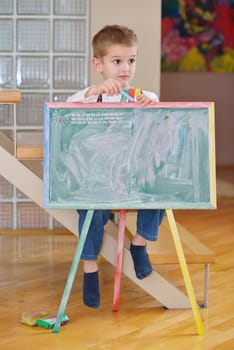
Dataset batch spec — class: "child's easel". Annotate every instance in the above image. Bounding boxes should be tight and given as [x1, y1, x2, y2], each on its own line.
[52, 208, 204, 335]
[44, 94, 216, 335]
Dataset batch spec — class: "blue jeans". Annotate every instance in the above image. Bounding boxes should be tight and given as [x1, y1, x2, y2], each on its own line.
[78, 209, 165, 260]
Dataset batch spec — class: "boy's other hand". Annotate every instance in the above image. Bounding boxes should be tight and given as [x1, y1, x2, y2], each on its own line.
[136, 93, 158, 107]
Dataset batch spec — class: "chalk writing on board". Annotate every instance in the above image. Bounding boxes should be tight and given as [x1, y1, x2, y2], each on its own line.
[44, 103, 215, 209]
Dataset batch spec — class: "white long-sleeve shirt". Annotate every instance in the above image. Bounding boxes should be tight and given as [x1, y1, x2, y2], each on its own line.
[67, 87, 159, 103]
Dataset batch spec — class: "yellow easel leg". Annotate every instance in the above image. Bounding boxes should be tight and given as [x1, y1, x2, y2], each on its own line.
[166, 209, 204, 335]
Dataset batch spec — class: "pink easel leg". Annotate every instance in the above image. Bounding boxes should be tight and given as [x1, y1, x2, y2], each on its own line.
[112, 209, 126, 312]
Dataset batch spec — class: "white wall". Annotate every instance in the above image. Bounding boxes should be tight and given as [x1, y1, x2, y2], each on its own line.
[89, 0, 161, 97]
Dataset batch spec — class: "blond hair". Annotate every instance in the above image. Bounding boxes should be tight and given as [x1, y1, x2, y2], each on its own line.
[92, 25, 138, 58]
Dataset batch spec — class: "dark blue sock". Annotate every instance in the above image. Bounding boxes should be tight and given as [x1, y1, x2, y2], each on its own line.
[130, 244, 153, 279]
[83, 271, 100, 308]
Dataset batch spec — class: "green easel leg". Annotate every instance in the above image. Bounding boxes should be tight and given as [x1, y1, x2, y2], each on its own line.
[53, 209, 94, 334]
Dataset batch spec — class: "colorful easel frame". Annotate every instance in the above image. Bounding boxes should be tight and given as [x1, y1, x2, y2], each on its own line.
[43, 102, 216, 335]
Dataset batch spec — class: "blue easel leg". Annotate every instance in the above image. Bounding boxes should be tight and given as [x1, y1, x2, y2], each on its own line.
[53, 210, 94, 333]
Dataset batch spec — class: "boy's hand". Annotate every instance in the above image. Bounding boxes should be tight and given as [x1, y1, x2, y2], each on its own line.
[86, 79, 126, 97]
[136, 93, 157, 107]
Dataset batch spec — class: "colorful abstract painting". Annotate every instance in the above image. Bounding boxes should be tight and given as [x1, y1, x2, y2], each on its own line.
[161, 0, 234, 72]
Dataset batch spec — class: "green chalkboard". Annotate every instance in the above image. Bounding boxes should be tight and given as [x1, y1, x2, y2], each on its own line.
[43, 102, 216, 209]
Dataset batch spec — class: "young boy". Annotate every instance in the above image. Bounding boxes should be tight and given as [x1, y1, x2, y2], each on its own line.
[67, 25, 165, 308]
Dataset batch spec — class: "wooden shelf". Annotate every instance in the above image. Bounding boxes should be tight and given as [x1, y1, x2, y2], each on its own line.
[125, 214, 215, 265]
[16, 131, 43, 159]
[16, 146, 43, 159]
[0, 89, 21, 103]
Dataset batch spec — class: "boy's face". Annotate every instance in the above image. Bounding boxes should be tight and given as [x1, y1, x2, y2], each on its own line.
[92, 44, 138, 88]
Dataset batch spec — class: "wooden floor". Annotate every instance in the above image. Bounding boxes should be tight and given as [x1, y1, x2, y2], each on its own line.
[0, 168, 233, 349]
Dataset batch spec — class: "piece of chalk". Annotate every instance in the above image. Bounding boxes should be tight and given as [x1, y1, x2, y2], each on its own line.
[135, 88, 141, 98]
[120, 90, 135, 102]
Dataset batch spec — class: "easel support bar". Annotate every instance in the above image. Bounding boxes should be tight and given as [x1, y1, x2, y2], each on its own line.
[166, 209, 204, 335]
[112, 209, 126, 311]
[53, 210, 94, 333]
